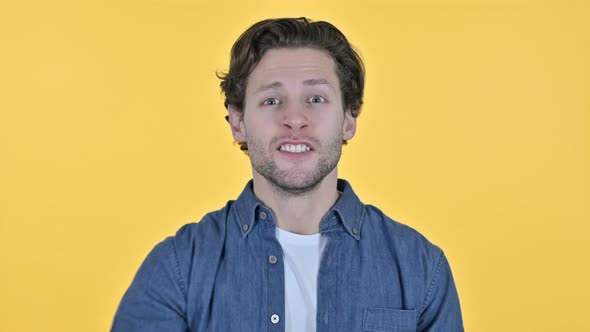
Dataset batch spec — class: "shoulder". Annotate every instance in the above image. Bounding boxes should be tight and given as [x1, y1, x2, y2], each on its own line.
[167, 200, 235, 257]
[173, 203, 232, 242]
[361, 204, 444, 273]
[144, 201, 236, 281]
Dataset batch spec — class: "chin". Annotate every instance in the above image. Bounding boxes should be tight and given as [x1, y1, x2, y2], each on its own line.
[269, 173, 326, 194]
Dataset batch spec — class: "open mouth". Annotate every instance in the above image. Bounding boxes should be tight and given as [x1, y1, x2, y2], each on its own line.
[279, 144, 312, 153]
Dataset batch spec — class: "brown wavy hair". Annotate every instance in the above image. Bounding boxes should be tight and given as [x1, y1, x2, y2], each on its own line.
[217, 17, 365, 150]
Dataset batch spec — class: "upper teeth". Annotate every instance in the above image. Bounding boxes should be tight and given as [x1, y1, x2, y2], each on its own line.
[280, 144, 311, 153]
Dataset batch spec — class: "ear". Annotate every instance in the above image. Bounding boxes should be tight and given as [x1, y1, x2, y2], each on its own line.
[342, 108, 357, 141]
[227, 105, 247, 143]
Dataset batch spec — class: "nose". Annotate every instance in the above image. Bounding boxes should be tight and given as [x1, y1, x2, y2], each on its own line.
[282, 102, 308, 131]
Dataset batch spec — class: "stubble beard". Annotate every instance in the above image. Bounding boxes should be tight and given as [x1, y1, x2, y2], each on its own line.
[248, 135, 343, 197]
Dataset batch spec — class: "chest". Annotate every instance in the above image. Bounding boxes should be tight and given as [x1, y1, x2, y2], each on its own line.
[187, 230, 422, 332]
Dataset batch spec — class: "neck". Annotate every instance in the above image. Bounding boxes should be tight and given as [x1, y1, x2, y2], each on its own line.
[252, 170, 340, 235]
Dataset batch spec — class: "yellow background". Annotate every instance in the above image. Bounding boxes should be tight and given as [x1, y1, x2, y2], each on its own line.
[1, 0, 589, 331]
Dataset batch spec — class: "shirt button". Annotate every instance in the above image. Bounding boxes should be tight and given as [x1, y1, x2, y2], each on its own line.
[270, 314, 280, 324]
[268, 255, 278, 264]
[260, 211, 267, 220]
[242, 224, 249, 231]
[352, 228, 359, 235]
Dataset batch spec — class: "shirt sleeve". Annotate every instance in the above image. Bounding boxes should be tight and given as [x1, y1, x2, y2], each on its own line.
[111, 237, 188, 332]
[417, 251, 464, 332]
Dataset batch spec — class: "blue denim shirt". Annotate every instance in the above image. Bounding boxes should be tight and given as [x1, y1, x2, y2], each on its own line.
[112, 180, 463, 332]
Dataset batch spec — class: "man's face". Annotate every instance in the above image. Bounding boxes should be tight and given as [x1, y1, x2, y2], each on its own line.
[228, 47, 356, 194]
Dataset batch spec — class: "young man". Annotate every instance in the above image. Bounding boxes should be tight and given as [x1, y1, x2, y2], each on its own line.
[112, 18, 464, 332]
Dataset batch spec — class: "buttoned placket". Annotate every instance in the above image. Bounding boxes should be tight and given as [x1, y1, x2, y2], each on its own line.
[316, 226, 342, 332]
[257, 208, 285, 331]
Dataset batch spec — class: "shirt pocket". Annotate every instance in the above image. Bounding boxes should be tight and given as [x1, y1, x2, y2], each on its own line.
[362, 307, 417, 332]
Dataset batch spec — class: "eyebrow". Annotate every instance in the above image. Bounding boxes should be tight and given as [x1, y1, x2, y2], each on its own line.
[254, 81, 283, 94]
[303, 78, 333, 89]
[254, 78, 335, 94]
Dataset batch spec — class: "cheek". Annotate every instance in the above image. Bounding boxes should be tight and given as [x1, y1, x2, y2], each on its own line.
[244, 112, 277, 132]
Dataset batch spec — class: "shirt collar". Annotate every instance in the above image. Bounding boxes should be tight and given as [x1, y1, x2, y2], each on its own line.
[327, 179, 365, 240]
[232, 179, 365, 240]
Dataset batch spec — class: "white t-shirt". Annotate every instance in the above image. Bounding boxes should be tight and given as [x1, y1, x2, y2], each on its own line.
[275, 227, 328, 332]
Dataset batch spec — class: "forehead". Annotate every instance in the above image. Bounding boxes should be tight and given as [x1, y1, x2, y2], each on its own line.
[246, 48, 339, 90]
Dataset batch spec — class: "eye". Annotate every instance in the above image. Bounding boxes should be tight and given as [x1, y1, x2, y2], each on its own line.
[308, 96, 326, 103]
[262, 98, 280, 106]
